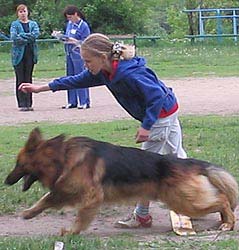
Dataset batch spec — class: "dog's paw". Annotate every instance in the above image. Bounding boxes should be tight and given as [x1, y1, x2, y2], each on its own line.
[60, 227, 81, 236]
[21, 209, 35, 219]
[60, 227, 71, 236]
[219, 223, 234, 231]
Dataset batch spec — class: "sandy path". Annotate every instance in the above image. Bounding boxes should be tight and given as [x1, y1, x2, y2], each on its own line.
[0, 77, 239, 125]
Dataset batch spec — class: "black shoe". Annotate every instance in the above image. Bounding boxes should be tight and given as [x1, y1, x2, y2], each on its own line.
[62, 104, 77, 109]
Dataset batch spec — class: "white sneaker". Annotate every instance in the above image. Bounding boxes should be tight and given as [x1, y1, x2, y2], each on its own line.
[114, 212, 152, 229]
[77, 104, 90, 109]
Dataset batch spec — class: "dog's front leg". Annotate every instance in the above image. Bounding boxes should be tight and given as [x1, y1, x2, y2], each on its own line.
[22, 192, 61, 219]
[61, 186, 103, 235]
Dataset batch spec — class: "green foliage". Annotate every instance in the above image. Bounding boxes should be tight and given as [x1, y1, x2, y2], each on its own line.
[1, 1, 239, 38]
[78, 0, 149, 35]
[59, 0, 159, 35]
[1, 0, 149, 37]
[167, 7, 188, 38]
[0, 15, 14, 39]
[199, 0, 239, 8]
[31, 0, 65, 38]
[167, 0, 239, 37]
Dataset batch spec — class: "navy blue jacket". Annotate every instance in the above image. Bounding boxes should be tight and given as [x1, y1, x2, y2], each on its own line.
[49, 57, 177, 130]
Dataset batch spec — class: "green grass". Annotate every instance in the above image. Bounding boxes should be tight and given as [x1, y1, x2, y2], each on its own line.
[0, 39, 239, 79]
[0, 235, 139, 250]
[138, 40, 239, 78]
[0, 235, 238, 250]
[0, 116, 239, 249]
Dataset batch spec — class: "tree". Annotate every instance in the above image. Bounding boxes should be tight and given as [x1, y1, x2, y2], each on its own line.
[167, 0, 239, 38]
[31, 0, 64, 38]
[29, 0, 152, 37]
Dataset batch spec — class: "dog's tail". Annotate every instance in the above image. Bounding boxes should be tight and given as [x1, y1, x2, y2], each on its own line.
[207, 166, 238, 210]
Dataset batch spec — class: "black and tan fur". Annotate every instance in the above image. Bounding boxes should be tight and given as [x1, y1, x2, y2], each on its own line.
[5, 128, 238, 235]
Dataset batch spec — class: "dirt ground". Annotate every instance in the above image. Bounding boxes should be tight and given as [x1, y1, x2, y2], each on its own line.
[0, 77, 239, 241]
[1, 77, 239, 125]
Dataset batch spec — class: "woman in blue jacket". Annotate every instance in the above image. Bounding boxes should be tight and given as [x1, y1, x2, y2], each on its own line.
[19, 33, 187, 228]
[10, 4, 39, 111]
[62, 5, 90, 109]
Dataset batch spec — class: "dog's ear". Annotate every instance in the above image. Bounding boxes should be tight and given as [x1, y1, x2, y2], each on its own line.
[43, 134, 66, 160]
[46, 134, 65, 148]
[25, 127, 43, 152]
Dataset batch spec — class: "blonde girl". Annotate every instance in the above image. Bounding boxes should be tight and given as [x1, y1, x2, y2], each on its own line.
[19, 33, 187, 228]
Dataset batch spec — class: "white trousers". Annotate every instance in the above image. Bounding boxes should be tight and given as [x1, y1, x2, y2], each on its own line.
[141, 111, 187, 159]
[135, 112, 187, 215]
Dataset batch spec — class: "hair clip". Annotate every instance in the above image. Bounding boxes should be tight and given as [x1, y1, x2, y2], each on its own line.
[112, 42, 122, 59]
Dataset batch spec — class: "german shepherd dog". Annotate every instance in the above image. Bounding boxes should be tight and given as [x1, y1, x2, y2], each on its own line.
[5, 128, 238, 235]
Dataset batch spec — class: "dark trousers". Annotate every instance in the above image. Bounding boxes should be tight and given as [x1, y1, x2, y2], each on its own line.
[14, 50, 34, 108]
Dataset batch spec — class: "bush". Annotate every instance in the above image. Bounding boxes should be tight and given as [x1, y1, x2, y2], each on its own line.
[0, 15, 14, 38]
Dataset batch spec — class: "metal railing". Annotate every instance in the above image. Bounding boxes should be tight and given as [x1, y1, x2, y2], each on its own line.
[0, 36, 160, 47]
[183, 8, 239, 43]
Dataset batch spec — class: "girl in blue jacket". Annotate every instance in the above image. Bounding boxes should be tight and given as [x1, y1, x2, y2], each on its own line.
[19, 33, 187, 229]
[10, 4, 39, 111]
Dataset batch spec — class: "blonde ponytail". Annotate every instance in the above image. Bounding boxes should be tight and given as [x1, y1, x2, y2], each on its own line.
[81, 33, 135, 60]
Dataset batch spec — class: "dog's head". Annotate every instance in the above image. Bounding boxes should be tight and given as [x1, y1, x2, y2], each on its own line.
[5, 127, 65, 191]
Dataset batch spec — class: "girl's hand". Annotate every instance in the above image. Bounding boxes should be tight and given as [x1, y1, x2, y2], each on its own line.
[18, 83, 50, 93]
[19, 83, 37, 93]
[135, 127, 150, 143]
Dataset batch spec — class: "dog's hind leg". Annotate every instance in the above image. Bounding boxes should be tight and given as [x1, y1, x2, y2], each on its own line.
[198, 193, 235, 231]
[61, 186, 104, 235]
[218, 195, 235, 231]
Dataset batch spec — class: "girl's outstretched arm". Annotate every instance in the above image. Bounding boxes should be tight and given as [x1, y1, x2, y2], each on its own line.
[19, 83, 50, 93]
